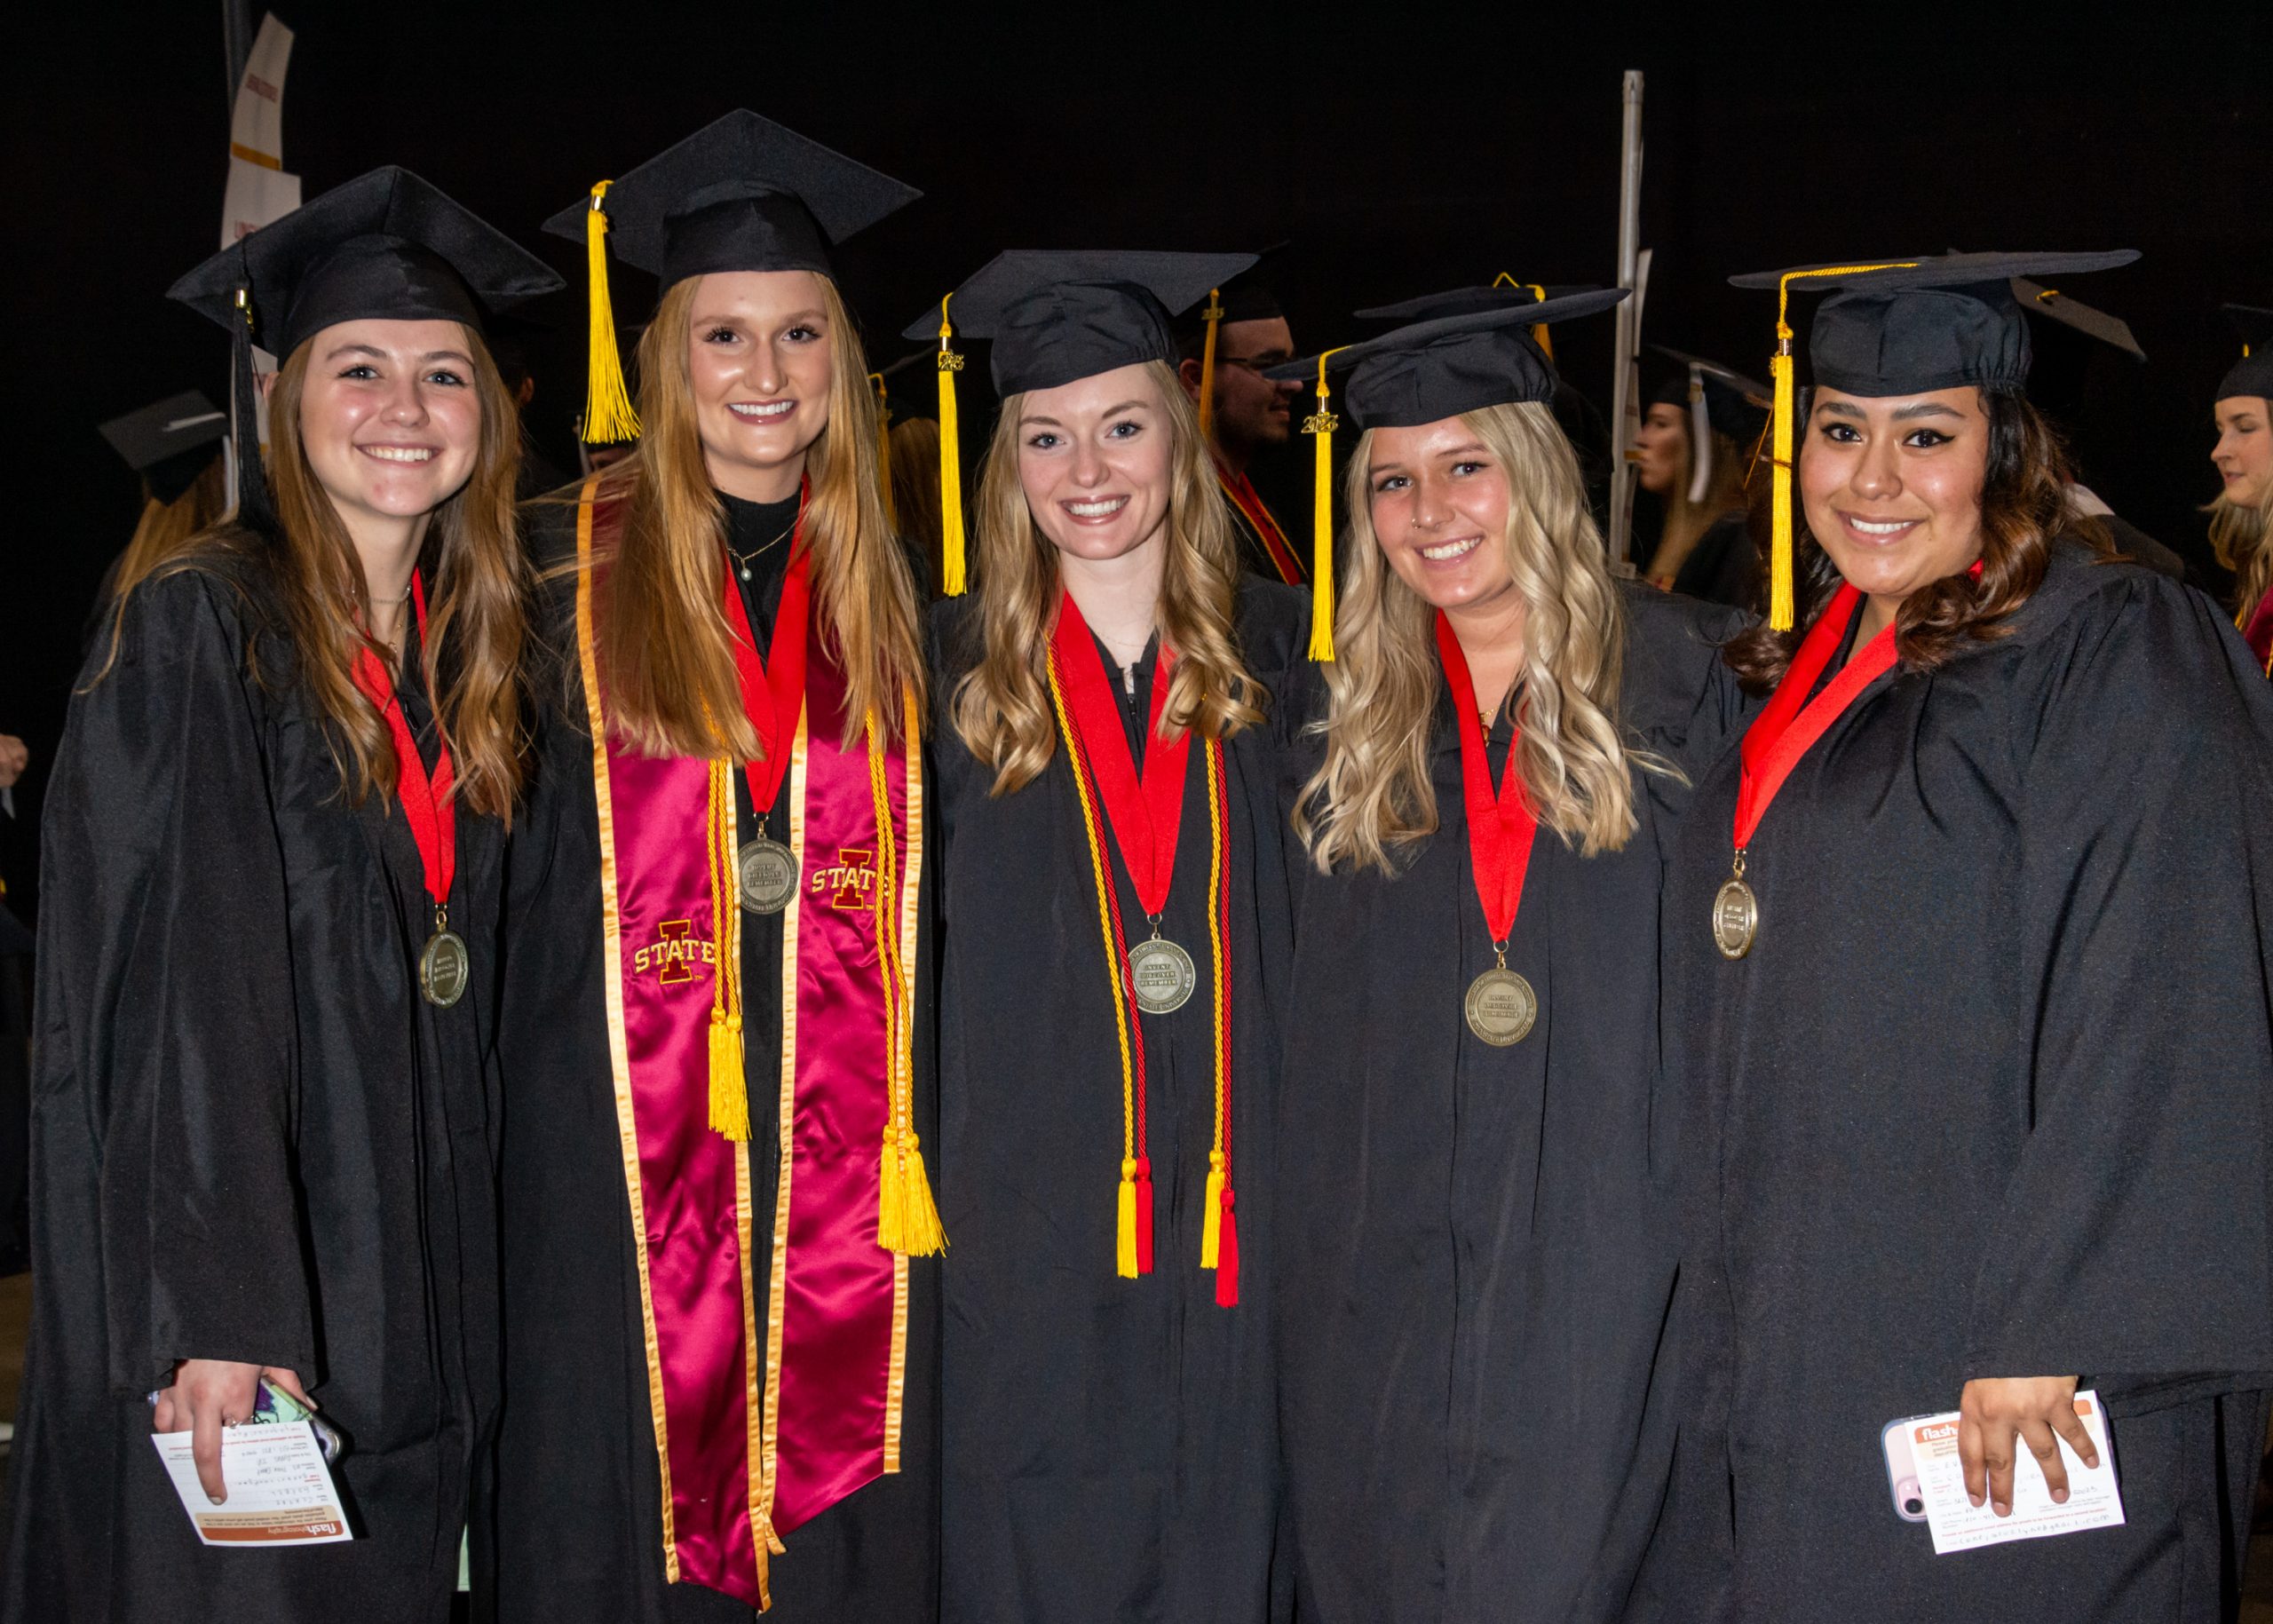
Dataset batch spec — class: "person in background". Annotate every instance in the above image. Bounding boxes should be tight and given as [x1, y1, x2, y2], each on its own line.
[488, 315, 573, 500]
[1178, 258, 1309, 584]
[88, 392, 232, 639]
[2213, 304, 2273, 665]
[1267, 291, 1747, 1623]
[499, 111, 939, 1623]
[1633, 347, 1768, 607]
[1647, 250, 2273, 1623]
[5, 166, 555, 1623]
[916, 249, 1303, 1621]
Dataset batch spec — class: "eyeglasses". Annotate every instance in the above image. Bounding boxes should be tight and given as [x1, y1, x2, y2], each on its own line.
[1216, 354, 1295, 375]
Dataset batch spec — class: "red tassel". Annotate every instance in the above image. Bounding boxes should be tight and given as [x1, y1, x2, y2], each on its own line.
[1133, 1155, 1155, 1275]
[1213, 1186, 1239, 1307]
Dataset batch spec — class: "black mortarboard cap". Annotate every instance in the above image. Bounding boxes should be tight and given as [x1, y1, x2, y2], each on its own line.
[1648, 345, 1772, 444]
[167, 167, 563, 533]
[904, 250, 1255, 396]
[2219, 305, 2273, 401]
[542, 109, 921, 288]
[170, 166, 562, 359]
[1354, 281, 1600, 323]
[1263, 288, 1628, 432]
[2011, 277, 2144, 361]
[1729, 250, 2139, 395]
[99, 391, 229, 503]
[1730, 250, 2136, 630]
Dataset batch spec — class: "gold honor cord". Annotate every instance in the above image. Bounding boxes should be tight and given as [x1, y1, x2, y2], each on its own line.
[582, 180, 641, 446]
[704, 751, 750, 1141]
[1303, 346, 1352, 661]
[936, 295, 968, 596]
[1766, 262, 1920, 629]
[1197, 736, 1232, 1280]
[1197, 287, 1225, 443]
[869, 704, 944, 1256]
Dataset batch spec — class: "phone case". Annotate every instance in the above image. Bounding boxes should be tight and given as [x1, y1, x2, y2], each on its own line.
[1881, 1416, 1929, 1523]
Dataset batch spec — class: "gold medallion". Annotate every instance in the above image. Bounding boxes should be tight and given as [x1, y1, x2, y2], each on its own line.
[1464, 966, 1537, 1047]
[1712, 875, 1759, 960]
[419, 928, 471, 1008]
[737, 836, 797, 915]
[1128, 936, 1196, 1015]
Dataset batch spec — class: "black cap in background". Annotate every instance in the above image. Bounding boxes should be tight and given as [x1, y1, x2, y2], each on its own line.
[99, 392, 229, 503]
[2219, 305, 2273, 402]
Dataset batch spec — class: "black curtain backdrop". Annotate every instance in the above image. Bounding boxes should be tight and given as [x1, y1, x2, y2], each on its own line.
[5, 2, 2269, 860]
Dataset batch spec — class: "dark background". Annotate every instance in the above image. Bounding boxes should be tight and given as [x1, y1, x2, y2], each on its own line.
[5, 1, 2269, 898]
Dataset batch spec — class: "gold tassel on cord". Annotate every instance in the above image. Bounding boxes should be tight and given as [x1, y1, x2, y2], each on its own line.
[704, 757, 750, 1141]
[1302, 350, 1347, 661]
[1115, 1158, 1140, 1279]
[1493, 273, 1554, 363]
[872, 372, 897, 531]
[1196, 288, 1225, 443]
[936, 296, 968, 596]
[1200, 1152, 1226, 1268]
[867, 711, 945, 1256]
[581, 181, 641, 446]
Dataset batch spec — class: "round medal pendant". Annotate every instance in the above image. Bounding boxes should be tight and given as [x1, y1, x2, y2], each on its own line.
[420, 929, 471, 1009]
[738, 836, 797, 915]
[1712, 877, 1759, 961]
[1463, 966, 1537, 1047]
[1127, 937, 1197, 1015]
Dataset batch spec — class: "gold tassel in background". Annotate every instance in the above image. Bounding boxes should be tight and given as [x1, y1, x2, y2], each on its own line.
[581, 181, 641, 446]
[936, 297, 968, 596]
[872, 372, 897, 531]
[1196, 288, 1224, 444]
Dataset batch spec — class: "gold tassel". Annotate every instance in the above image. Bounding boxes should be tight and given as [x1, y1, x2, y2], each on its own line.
[1493, 273, 1553, 363]
[879, 1127, 946, 1257]
[581, 181, 641, 446]
[1200, 1151, 1226, 1268]
[1196, 288, 1224, 443]
[936, 296, 968, 596]
[1115, 1159, 1140, 1279]
[872, 372, 897, 531]
[709, 1014, 749, 1140]
[1768, 345, 1795, 630]
[1302, 350, 1344, 661]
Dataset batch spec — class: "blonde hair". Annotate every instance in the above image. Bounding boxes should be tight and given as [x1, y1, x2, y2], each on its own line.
[113, 456, 229, 601]
[950, 359, 1261, 796]
[1645, 424, 1749, 585]
[98, 327, 531, 820]
[888, 415, 945, 597]
[1297, 400, 1643, 875]
[2209, 484, 2273, 625]
[588, 274, 924, 757]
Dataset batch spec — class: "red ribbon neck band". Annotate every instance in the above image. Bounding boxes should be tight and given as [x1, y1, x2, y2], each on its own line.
[352, 574, 456, 910]
[1051, 590, 1189, 919]
[719, 480, 812, 815]
[1733, 581, 1897, 852]
[1434, 612, 1538, 947]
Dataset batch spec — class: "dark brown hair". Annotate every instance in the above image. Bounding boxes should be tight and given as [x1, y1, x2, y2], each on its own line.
[1722, 384, 2106, 694]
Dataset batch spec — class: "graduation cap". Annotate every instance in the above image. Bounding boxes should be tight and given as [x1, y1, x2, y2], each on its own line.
[167, 166, 565, 535]
[899, 250, 1255, 595]
[1177, 244, 1289, 444]
[1355, 275, 1601, 364]
[1728, 250, 2139, 629]
[99, 391, 229, 504]
[2219, 305, 2273, 402]
[1263, 288, 1629, 660]
[543, 110, 923, 447]
[1648, 347, 1772, 503]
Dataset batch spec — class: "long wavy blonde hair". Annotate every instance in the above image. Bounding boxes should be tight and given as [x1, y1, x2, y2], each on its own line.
[2209, 484, 2273, 626]
[586, 274, 924, 757]
[112, 456, 229, 601]
[1297, 400, 1641, 875]
[951, 359, 1261, 796]
[99, 327, 530, 821]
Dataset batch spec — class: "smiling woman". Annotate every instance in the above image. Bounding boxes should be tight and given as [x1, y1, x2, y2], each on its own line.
[6, 167, 557, 1624]
[1649, 252, 2273, 1624]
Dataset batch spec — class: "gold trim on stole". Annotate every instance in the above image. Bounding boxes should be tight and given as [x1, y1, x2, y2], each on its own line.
[754, 705, 809, 1566]
[574, 483, 679, 1578]
[883, 683, 924, 1470]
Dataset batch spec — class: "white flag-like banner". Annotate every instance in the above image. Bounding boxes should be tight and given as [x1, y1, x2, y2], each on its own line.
[218, 13, 298, 467]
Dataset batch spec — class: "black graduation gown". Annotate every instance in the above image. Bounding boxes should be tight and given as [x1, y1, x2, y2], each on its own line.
[3, 559, 504, 1622]
[1222, 482, 1303, 586]
[1271, 587, 1748, 1624]
[1649, 545, 2273, 1622]
[931, 581, 1305, 1624]
[1670, 512, 1759, 612]
[491, 494, 939, 1623]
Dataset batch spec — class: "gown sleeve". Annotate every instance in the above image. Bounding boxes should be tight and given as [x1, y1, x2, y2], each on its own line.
[43, 568, 313, 1390]
[1962, 572, 2273, 1398]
